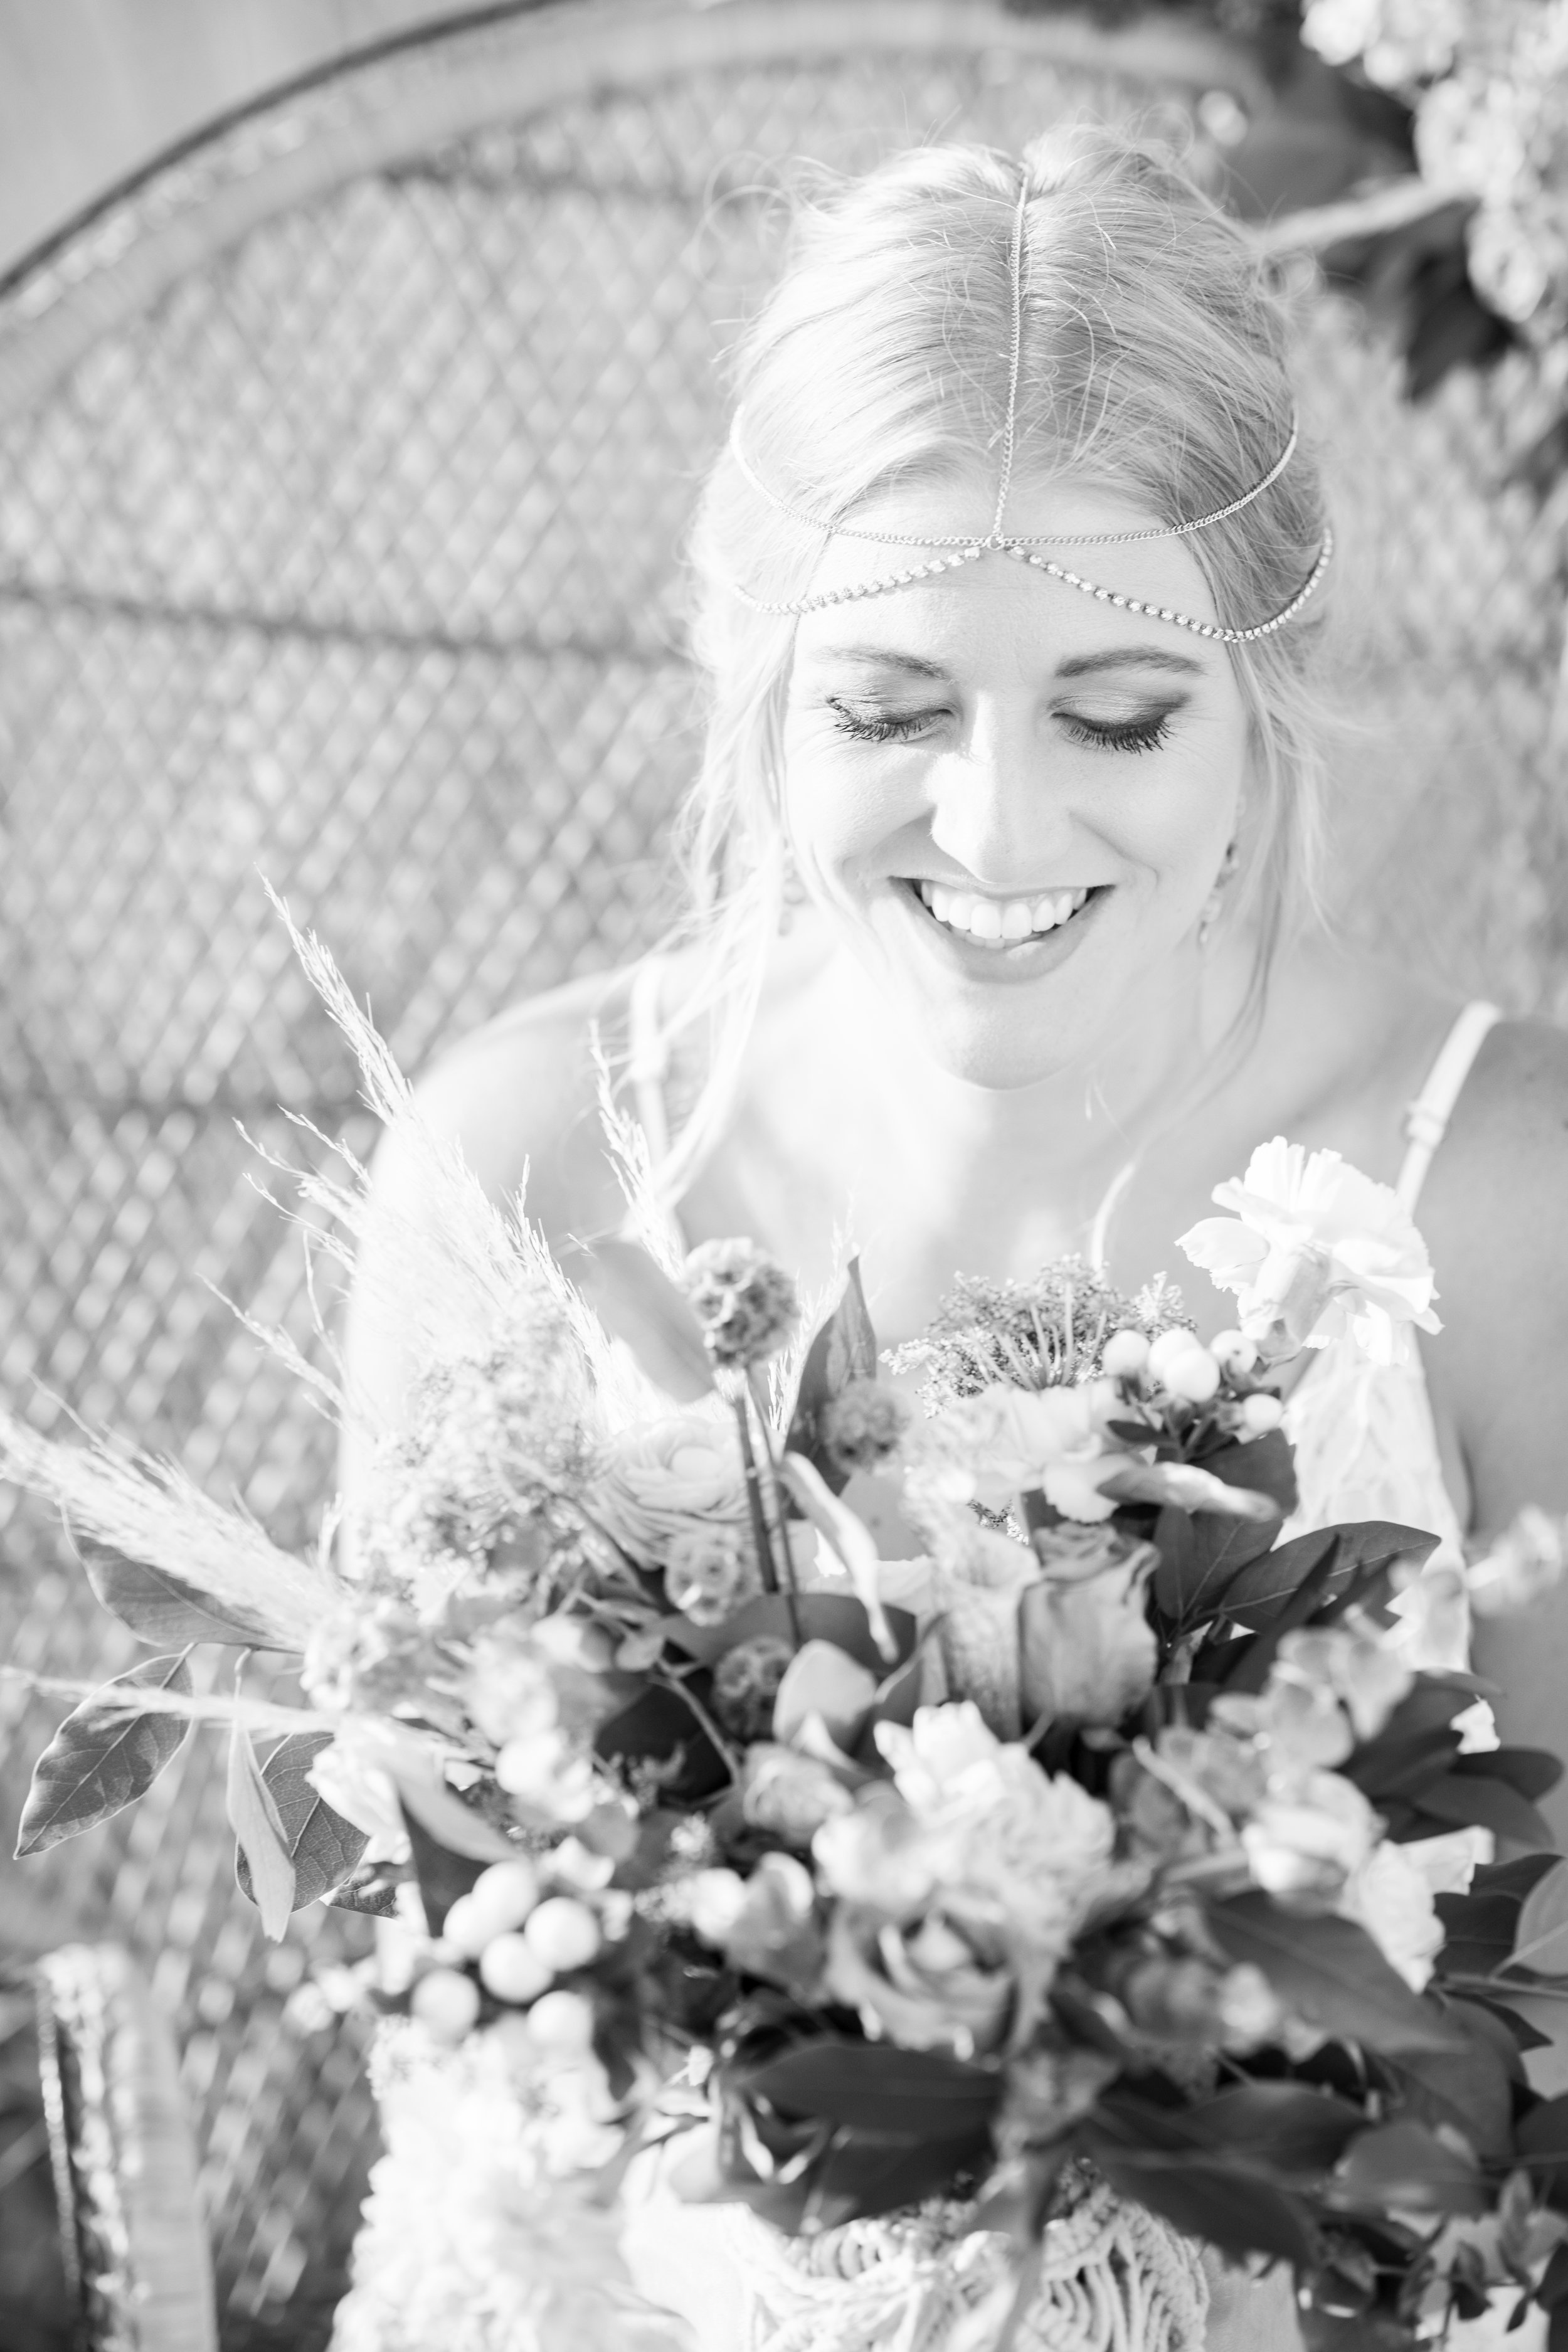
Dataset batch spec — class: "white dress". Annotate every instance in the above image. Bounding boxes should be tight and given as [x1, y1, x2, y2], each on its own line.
[338, 998, 1531, 2352]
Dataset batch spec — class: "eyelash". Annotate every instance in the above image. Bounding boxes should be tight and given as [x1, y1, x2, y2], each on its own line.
[826, 700, 1174, 756]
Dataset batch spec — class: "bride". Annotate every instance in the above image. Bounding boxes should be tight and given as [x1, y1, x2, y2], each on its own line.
[339, 127, 1568, 2352]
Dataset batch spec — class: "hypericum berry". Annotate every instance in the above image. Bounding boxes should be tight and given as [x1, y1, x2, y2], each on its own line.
[522, 1896, 602, 1973]
[439, 1895, 490, 1960]
[1147, 1327, 1220, 1402]
[1210, 1328, 1259, 1376]
[1239, 1392, 1285, 1437]
[468, 1857, 543, 1935]
[526, 1988, 596, 2054]
[411, 1967, 481, 2041]
[1101, 1328, 1152, 1379]
[479, 1932, 555, 2005]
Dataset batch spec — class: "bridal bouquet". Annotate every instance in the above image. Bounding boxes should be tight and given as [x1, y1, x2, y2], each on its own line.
[9, 928, 1568, 2352]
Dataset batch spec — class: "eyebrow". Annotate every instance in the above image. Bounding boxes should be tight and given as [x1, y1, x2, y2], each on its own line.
[810, 644, 1205, 681]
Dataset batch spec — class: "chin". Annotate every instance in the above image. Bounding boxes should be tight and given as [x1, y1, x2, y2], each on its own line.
[914, 1000, 1101, 1092]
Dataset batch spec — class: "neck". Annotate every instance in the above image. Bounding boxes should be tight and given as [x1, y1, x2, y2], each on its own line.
[770, 909, 1253, 1194]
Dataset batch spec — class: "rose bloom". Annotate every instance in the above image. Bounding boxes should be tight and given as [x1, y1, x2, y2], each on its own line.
[591, 1411, 748, 1568]
[825, 1902, 1012, 2060]
[1179, 1138, 1441, 1367]
[1021, 1530, 1159, 1730]
[741, 1744, 855, 1846]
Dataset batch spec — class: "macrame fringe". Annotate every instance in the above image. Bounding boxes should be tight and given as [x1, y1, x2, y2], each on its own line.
[729, 2167, 1209, 2352]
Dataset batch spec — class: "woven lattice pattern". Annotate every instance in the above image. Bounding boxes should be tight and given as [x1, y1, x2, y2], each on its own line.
[0, 14, 1561, 2348]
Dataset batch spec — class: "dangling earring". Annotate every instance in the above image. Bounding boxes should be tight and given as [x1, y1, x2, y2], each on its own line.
[1197, 839, 1240, 951]
[779, 841, 809, 930]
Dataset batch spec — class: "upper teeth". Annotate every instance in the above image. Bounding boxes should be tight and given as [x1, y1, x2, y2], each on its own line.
[918, 882, 1090, 938]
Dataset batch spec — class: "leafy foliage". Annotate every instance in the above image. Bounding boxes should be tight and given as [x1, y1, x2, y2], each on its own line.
[16, 1651, 193, 1855]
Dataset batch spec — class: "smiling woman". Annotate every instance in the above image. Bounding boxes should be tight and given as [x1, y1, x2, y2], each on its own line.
[342, 122, 1568, 2352]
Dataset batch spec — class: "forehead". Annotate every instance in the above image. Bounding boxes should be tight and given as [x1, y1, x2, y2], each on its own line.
[790, 475, 1226, 678]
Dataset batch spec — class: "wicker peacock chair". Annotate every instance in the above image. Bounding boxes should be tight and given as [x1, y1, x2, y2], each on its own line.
[0, 4, 1563, 2344]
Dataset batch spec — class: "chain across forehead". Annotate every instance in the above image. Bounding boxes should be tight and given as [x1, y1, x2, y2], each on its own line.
[721, 172, 1332, 647]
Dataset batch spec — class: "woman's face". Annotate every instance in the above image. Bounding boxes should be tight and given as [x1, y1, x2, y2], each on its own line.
[781, 472, 1254, 1089]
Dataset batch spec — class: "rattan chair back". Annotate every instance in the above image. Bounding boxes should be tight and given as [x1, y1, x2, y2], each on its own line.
[0, 6, 1561, 2342]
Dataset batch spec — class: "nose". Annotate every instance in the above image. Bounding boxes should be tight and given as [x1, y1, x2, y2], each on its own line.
[925, 699, 1075, 887]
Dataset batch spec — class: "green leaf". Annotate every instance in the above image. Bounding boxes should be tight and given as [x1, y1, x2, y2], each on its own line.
[595, 1685, 731, 1803]
[784, 1260, 879, 1495]
[1387, 1998, 1518, 2161]
[1086, 2137, 1318, 2267]
[1205, 1893, 1465, 2056]
[81, 1538, 289, 1650]
[1517, 2092, 1568, 2177]
[1513, 1859, 1568, 1978]
[1331, 2120, 1486, 2215]
[234, 1730, 367, 1911]
[1451, 1747, 1564, 1804]
[1216, 1523, 1438, 1633]
[1214, 1535, 1345, 1697]
[737, 2038, 1001, 2140]
[664, 1591, 916, 1675]
[1416, 1772, 1557, 1852]
[226, 1717, 295, 1940]
[16, 1651, 193, 1855]
[1179, 2083, 1365, 2176]
[559, 1237, 714, 1402]
[1434, 1853, 1560, 1979]
[400, 1801, 487, 1937]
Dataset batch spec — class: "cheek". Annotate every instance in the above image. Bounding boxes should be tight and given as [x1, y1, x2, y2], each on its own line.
[781, 738, 921, 885]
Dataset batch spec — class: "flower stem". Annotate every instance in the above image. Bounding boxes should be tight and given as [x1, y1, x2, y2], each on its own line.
[731, 1393, 780, 1596]
[746, 1370, 805, 1648]
[731, 1389, 802, 1646]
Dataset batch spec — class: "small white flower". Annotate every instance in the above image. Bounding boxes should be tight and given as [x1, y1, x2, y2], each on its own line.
[1242, 1769, 1380, 1899]
[1179, 1137, 1441, 1367]
[1468, 1507, 1568, 1619]
[1341, 1841, 1445, 1991]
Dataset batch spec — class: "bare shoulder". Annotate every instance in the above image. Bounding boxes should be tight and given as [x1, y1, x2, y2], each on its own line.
[382, 963, 638, 1246]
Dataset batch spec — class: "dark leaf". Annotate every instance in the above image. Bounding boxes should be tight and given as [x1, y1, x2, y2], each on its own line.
[235, 1730, 367, 1910]
[82, 1539, 286, 1650]
[1513, 1860, 1568, 1979]
[1451, 1747, 1564, 1804]
[1387, 1999, 1518, 2159]
[1434, 1852, 1561, 1979]
[784, 1261, 879, 1495]
[1539, 2241, 1568, 2307]
[665, 1592, 916, 1675]
[400, 1799, 487, 1937]
[1086, 2138, 1318, 2267]
[559, 1237, 714, 1402]
[1514, 2092, 1568, 2173]
[1331, 2121, 1486, 2215]
[1179, 2083, 1365, 2176]
[738, 2038, 1000, 2140]
[324, 1868, 402, 1919]
[16, 1651, 192, 1855]
[1205, 1893, 1465, 2055]
[595, 1685, 730, 1802]
[1150, 1485, 1281, 1625]
[1416, 1773, 1557, 1853]
[1215, 1535, 1345, 1697]
[1217, 1524, 1437, 1633]
[1443, 1990, 1551, 2053]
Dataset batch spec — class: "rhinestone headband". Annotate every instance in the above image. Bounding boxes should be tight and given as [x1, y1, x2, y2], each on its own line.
[723, 179, 1332, 645]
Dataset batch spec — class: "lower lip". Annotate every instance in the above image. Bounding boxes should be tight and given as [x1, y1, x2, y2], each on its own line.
[896, 882, 1107, 977]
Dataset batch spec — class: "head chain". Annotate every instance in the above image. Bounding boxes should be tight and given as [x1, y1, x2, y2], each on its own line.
[722, 172, 1331, 643]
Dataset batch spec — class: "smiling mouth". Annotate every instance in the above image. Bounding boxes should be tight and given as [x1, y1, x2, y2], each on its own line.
[903, 878, 1106, 951]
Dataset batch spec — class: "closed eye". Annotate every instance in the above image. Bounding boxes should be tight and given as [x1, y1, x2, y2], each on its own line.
[1058, 710, 1176, 755]
[827, 697, 943, 744]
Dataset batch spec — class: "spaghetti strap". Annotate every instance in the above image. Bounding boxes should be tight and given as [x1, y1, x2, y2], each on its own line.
[1396, 1000, 1503, 1214]
[626, 955, 674, 1166]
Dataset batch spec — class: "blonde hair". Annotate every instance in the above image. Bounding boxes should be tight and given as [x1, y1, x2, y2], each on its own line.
[650, 126, 1332, 1197]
